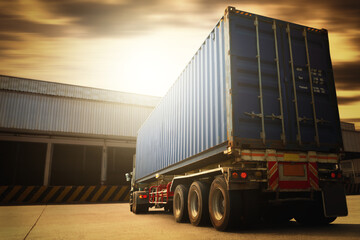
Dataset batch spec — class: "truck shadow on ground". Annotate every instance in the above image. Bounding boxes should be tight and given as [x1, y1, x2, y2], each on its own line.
[229, 221, 360, 238]
[146, 210, 360, 237]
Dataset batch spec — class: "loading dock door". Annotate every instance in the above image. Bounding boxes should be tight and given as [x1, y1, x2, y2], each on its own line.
[51, 144, 102, 186]
[0, 141, 46, 185]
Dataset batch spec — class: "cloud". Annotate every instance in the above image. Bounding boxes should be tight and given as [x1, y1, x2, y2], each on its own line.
[341, 118, 360, 122]
[0, 12, 68, 37]
[0, 33, 23, 41]
[0, 0, 359, 40]
[36, 0, 216, 37]
[333, 62, 360, 90]
[337, 95, 360, 105]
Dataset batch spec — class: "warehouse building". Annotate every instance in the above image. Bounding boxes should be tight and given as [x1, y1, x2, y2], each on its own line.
[340, 122, 360, 194]
[1, 75, 359, 204]
[0, 75, 160, 204]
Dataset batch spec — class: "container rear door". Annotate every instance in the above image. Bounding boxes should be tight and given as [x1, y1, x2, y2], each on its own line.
[228, 11, 342, 152]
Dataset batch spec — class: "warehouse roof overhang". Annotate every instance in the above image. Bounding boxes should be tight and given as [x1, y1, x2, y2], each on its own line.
[0, 75, 161, 139]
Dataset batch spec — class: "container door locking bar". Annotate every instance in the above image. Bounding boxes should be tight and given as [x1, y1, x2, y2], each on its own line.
[287, 24, 301, 145]
[273, 20, 286, 145]
[303, 28, 320, 146]
[254, 16, 266, 145]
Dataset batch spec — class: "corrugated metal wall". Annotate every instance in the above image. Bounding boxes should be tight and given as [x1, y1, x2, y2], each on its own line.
[135, 18, 228, 181]
[341, 122, 356, 131]
[342, 130, 360, 153]
[0, 91, 154, 137]
[0, 75, 160, 204]
[0, 75, 159, 107]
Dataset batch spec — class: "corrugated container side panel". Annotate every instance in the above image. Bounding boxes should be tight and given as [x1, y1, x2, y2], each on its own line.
[229, 11, 342, 151]
[0, 91, 152, 137]
[135, 20, 228, 181]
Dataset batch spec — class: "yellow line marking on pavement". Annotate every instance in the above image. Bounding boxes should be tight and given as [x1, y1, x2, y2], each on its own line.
[17, 186, 35, 202]
[55, 186, 72, 203]
[67, 186, 84, 202]
[102, 186, 117, 202]
[91, 186, 107, 202]
[79, 186, 96, 202]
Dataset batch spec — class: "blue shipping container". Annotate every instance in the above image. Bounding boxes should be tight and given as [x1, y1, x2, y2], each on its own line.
[135, 7, 342, 182]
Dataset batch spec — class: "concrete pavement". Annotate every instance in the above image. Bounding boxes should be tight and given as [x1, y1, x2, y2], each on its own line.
[1, 196, 360, 240]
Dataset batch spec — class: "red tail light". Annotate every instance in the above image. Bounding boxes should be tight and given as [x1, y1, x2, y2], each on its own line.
[337, 173, 342, 179]
[232, 172, 239, 179]
[330, 172, 336, 178]
[240, 172, 247, 179]
[139, 195, 148, 199]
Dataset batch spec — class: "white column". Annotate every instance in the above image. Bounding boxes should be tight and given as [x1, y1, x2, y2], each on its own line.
[100, 143, 107, 185]
[43, 143, 53, 186]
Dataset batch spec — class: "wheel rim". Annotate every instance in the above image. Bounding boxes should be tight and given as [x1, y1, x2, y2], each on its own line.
[189, 190, 199, 218]
[175, 193, 182, 216]
[212, 188, 225, 221]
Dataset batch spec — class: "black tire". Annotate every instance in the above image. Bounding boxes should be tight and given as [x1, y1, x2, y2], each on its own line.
[188, 181, 210, 226]
[173, 184, 189, 222]
[209, 177, 232, 231]
[132, 201, 138, 214]
[294, 202, 336, 225]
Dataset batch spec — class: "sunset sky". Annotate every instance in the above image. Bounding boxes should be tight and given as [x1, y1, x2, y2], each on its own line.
[0, 0, 359, 129]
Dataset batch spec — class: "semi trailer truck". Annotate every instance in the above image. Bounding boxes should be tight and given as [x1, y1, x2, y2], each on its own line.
[127, 6, 348, 231]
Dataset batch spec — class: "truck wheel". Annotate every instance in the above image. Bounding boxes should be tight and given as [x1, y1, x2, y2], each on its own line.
[209, 177, 231, 231]
[173, 184, 189, 222]
[188, 181, 209, 226]
[132, 201, 138, 214]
